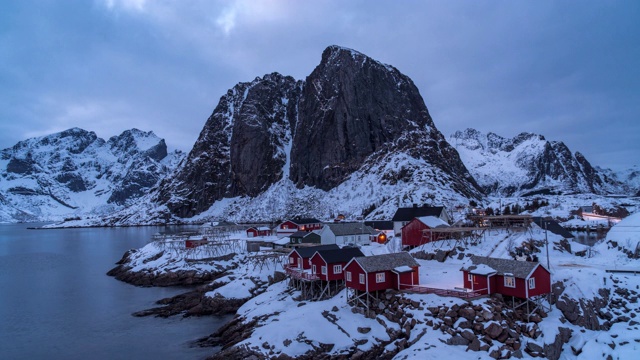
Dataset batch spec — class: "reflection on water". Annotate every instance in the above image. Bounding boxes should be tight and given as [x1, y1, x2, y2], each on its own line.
[570, 230, 608, 246]
[0, 223, 227, 360]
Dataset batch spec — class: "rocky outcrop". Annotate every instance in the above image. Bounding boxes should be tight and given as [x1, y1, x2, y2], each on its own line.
[147, 46, 482, 221]
[450, 128, 624, 196]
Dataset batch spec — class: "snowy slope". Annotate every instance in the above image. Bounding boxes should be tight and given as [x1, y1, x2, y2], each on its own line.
[450, 128, 625, 197]
[0, 128, 183, 222]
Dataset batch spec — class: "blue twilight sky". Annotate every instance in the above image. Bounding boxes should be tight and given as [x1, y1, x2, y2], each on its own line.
[1, 1, 638, 171]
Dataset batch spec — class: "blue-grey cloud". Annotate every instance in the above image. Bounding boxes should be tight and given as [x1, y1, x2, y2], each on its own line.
[0, 0, 637, 171]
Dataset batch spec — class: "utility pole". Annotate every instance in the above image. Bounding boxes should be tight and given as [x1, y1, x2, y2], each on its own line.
[545, 220, 550, 270]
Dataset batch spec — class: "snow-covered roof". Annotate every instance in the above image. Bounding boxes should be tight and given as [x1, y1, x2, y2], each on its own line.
[392, 265, 414, 273]
[461, 255, 545, 279]
[417, 216, 449, 228]
[392, 205, 445, 221]
[273, 237, 290, 245]
[325, 223, 375, 236]
[467, 263, 496, 275]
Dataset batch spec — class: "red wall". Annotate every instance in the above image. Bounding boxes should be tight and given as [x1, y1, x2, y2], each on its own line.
[401, 219, 445, 247]
[310, 254, 349, 281]
[528, 266, 551, 297]
[345, 261, 367, 291]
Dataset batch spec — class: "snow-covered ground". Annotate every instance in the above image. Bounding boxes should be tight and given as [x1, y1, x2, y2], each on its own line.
[122, 212, 640, 359]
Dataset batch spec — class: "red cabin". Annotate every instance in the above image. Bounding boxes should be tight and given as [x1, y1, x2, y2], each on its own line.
[286, 244, 339, 271]
[309, 248, 365, 281]
[185, 237, 208, 248]
[276, 218, 323, 237]
[246, 226, 271, 237]
[344, 252, 419, 292]
[461, 255, 551, 299]
[401, 216, 449, 248]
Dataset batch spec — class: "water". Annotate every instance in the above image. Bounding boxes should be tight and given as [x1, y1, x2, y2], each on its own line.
[0, 223, 228, 360]
[570, 230, 607, 246]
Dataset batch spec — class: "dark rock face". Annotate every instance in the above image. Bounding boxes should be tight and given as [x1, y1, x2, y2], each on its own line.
[153, 46, 481, 218]
[155, 73, 302, 217]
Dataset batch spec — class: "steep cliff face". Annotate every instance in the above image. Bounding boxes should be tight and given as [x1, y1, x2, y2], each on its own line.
[450, 128, 624, 196]
[0, 128, 182, 222]
[154, 73, 302, 218]
[146, 46, 482, 221]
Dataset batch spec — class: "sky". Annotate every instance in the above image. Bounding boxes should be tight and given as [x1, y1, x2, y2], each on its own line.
[1, 0, 638, 171]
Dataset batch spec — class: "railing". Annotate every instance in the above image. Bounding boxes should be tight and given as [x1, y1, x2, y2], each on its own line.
[399, 284, 485, 299]
[284, 265, 320, 281]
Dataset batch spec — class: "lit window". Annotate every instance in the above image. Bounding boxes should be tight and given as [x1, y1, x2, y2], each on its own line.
[333, 265, 342, 274]
[321, 266, 326, 275]
[528, 278, 535, 289]
[504, 276, 516, 288]
[376, 273, 385, 283]
[346, 271, 352, 282]
[359, 274, 365, 284]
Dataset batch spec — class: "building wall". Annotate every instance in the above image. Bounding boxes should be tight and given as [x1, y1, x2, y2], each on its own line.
[319, 227, 337, 245]
[345, 262, 367, 292]
[527, 266, 551, 297]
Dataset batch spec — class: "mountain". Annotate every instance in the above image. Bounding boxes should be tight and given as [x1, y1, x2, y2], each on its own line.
[598, 165, 640, 196]
[0, 128, 183, 222]
[449, 128, 626, 196]
[100, 46, 483, 225]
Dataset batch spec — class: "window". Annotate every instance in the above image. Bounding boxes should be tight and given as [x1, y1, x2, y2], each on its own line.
[359, 274, 365, 284]
[467, 273, 472, 282]
[504, 276, 516, 288]
[333, 265, 342, 274]
[528, 278, 535, 289]
[289, 257, 294, 264]
[376, 273, 385, 283]
[312, 265, 317, 274]
[321, 266, 327, 275]
[346, 271, 352, 282]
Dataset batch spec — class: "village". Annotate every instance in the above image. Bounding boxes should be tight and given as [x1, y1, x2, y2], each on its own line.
[110, 201, 640, 360]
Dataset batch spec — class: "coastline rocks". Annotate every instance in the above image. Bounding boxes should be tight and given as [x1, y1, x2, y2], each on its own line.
[107, 265, 226, 287]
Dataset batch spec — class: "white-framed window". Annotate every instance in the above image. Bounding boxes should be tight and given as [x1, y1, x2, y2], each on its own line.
[289, 257, 294, 264]
[333, 265, 342, 274]
[321, 266, 327, 275]
[376, 272, 385, 283]
[467, 273, 472, 282]
[504, 276, 516, 288]
[346, 271, 352, 282]
[359, 274, 365, 284]
[312, 265, 317, 274]
[528, 278, 535, 289]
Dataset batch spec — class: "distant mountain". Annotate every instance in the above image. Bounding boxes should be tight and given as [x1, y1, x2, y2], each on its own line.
[449, 128, 626, 196]
[598, 165, 640, 196]
[97, 46, 483, 225]
[0, 128, 183, 222]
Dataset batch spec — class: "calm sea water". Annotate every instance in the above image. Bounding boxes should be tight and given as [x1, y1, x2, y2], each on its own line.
[0, 223, 228, 360]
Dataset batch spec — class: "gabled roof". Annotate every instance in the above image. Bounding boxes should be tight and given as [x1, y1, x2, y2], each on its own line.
[325, 223, 375, 236]
[364, 221, 394, 231]
[352, 252, 419, 273]
[314, 247, 365, 264]
[462, 255, 546, 279]
[392, 206, 445, 222]
[416, 216, 449, 228]
[532, 217, 574, 238]
[289, 231, 309, 238]
[294, 244, 339, 258]
[289, 217, 322, 225]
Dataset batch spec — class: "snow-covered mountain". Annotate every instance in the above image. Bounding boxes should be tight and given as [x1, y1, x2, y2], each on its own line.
[598, 165, 640, 196]
[449, 128, 626, 197]
[0, 128, 183, 222]
[97, 46, 484, 225]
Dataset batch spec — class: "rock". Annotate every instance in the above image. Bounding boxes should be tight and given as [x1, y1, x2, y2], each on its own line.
[485, 323, 503, 339]
[458, 307, 476, 321]
[447, 335, 470, 346]
[467, 337, 482, 351]
[357, 327, 371, 334]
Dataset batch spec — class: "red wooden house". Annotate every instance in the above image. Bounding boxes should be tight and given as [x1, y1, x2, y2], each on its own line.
[246, 226, 271, 237]
[310, 247, 365, 281]
[276, 217, 323, 237]
[460, 255, 551, 299]
[286, 244, 339, 270]
[344, 252, 419, 293]
[401, 216, 449, 248]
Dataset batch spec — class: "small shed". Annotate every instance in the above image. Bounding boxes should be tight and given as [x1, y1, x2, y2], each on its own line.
[401, 216, 449, 247]
[318, 223, 375, 246]
[310, 247, 365, 281]
[391, 205, 450, 235]
[460, 255, 551, 299]
[185, 237, 208, 249]
[289, 231, 321, 246]
[344, 252, 419, 293]
[276, 217, 323, 237]
[246, 226, 271, 237]
[287, 244, 340, 270]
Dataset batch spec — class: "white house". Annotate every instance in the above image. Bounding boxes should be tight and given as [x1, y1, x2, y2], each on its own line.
[318, 223, 375, 246]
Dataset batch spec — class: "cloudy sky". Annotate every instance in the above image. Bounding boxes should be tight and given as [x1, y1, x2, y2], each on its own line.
[1, 0, 638, 171]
